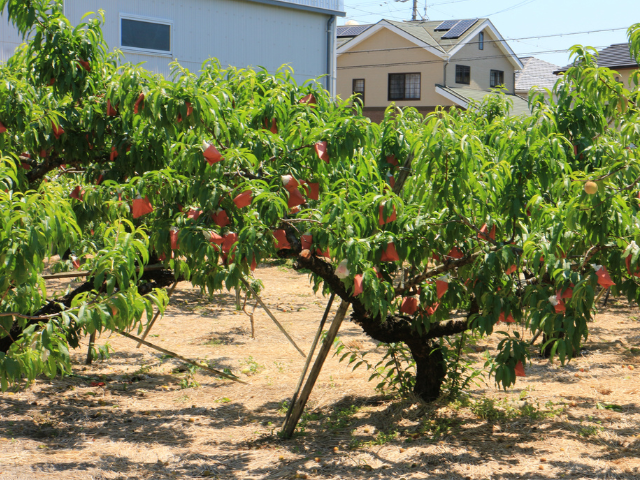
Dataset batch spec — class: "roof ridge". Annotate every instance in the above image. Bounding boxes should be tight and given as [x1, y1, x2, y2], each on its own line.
[384, 19, 446, 54]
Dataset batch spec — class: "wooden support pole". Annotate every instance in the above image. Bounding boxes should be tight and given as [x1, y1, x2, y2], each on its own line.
[283, 293, 336, 427]
[281, 300, 349, 438]
[392, 153, 414, 195]
[240, 276, 306, 358]
[602, 288, 611, 307]
[41, 264, 167, 280]
[117, 330, 247, 384]
[136, 281, 179, 348]
[85, 332, 96, 365]
[529, 329, 542, 346]
[241, 292, 258, 339]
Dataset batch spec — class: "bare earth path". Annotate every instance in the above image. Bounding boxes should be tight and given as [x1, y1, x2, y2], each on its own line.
[0, 263, 639, 479]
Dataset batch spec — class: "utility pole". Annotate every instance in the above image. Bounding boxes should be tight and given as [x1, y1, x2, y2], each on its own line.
[396, 0, 420, 21]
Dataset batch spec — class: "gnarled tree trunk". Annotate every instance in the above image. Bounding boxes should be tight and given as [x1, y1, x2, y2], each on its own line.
[293, 251, 471, 402]
[408, 339, 446, 401]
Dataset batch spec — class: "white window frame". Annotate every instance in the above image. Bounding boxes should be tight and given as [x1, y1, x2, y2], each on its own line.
[119, 13, 173, 57]
[478, 32, 484, 50]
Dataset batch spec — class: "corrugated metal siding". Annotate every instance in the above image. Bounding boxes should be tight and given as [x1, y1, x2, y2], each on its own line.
[60, 0, 330, 85]
[277, 0, 343, 11]
[0, 8, 27, 63]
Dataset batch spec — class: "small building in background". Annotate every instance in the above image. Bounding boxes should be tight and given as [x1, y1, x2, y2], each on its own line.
[337, 18, 529, 121]
[1, 0, 345, 94]
[515, 57, 559, 99]
[554, 43, 638, 87]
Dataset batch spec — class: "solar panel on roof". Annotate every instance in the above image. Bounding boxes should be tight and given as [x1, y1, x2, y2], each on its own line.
[441, 18, 478, 39]
[434, 20, 459, 31]
[337, 25, 372, 37]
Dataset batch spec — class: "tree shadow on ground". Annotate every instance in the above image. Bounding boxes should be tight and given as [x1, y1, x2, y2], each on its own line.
[26, 451, 252, 480]
[2, 386, 638, 479]
[201, 393, 638, 479]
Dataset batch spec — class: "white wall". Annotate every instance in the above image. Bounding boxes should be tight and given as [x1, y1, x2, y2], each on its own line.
[2, 0, 338, 91]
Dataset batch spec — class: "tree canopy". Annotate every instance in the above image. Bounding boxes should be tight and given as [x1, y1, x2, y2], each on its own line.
[1, 0, 640, 401]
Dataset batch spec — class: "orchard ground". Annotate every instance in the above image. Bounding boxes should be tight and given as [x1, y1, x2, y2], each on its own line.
[0, 261, 639, 480]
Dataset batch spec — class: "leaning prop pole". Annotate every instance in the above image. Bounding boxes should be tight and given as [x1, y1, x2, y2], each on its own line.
[85, 332, 96, 365]
[240, 276, 306, 357]
[118, 330, 247, 384]
[136, 280, 179, 348]
[281, 300, 349, 438]
[283, 293, 336, 427]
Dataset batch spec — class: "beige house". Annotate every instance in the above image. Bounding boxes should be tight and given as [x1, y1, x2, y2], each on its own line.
[337, 19, 530, 121]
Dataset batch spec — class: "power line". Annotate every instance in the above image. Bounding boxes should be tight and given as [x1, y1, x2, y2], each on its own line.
[344, 4, 411, 21]
[336, 45, 613, 69]
[343, 0, 479, 21]
[481, 0, 539, 17]
[337, 26, 629, 55]
[344, 4, 415, 20]
[343, 0, 459, 21]
[345, 0, 474, 10]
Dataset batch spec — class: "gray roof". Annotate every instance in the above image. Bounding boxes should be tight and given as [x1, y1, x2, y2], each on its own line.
[337, 24, 372, 37]
[337, 18, 487, 54]
[437, 85, 532, 117]
[515, 57, 559, 92]
[555, 43, 638, 73]
[385, 19, 485, 54]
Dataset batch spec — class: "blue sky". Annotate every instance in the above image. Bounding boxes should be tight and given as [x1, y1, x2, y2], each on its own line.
[338, 0, 638, 67]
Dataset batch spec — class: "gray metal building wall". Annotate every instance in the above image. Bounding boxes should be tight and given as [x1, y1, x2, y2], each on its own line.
[1, 0, 342, 92]
[0, 15, 22, 63]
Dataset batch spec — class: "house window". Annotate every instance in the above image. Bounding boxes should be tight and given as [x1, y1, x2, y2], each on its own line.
[352, 79, 365, 105]
[479, 32, 484, 50]
[455, 65, 470, 85]
[490, 69, 504, 87]
[121, 15, 172, 54]
[388, 73, 421, 100]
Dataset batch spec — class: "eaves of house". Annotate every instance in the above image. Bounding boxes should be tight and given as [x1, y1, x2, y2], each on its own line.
[247, 0, 345, 16]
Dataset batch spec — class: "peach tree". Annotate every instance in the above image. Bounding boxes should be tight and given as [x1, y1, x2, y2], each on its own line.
[1, 0, 640, 401]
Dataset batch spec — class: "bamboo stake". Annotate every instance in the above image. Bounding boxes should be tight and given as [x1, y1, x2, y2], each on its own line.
[283, 293, 336, 427]
[136, 281, 179, 348]
[117, 330, 247, 384]
[240, 277, 305, 357]
[281, 300, 349, 438]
